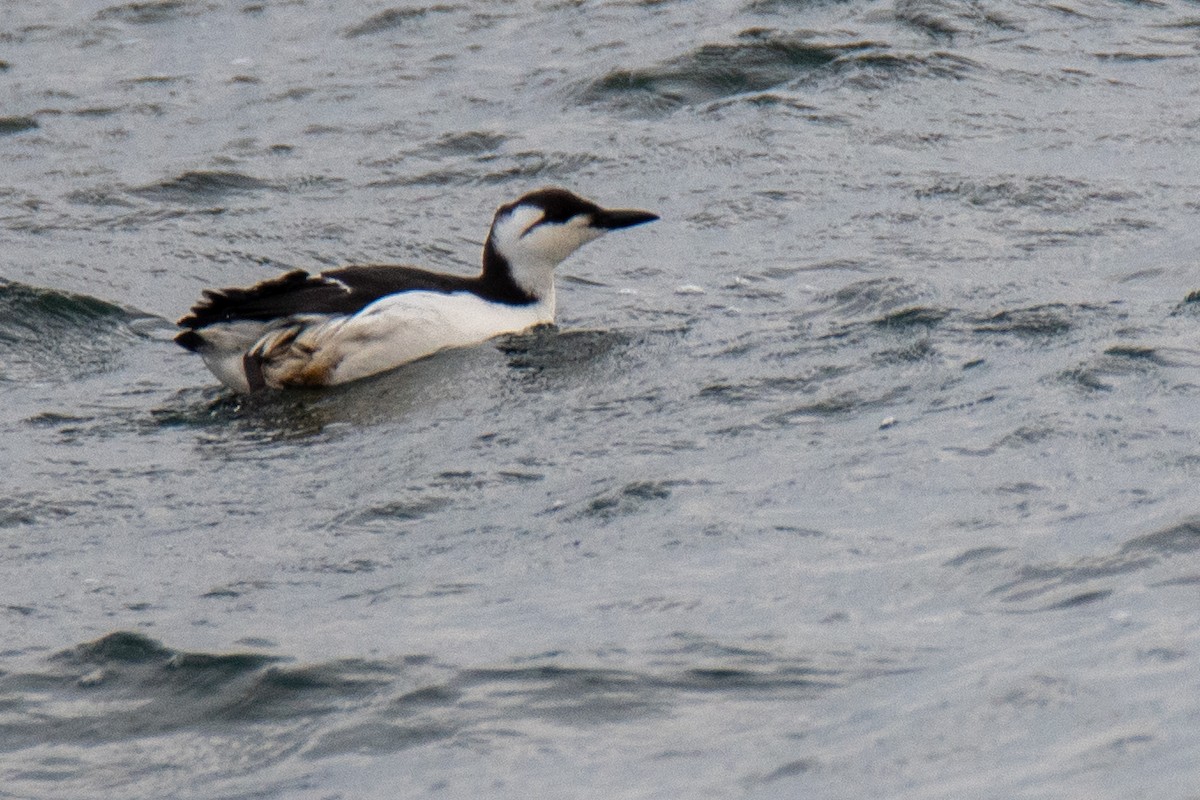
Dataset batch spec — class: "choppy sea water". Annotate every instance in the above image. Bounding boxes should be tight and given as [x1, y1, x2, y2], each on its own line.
[3, 0, 1200, 797]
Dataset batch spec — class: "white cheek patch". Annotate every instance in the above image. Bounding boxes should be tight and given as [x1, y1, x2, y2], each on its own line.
[493, 205, 546, 244]
[522, 219, 603, 260]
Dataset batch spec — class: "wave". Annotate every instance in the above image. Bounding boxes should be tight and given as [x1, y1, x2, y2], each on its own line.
[577, 27, 980, 115]
[343, 5, 455, 39]
[130, 170, 275, 204]
[0, 115, 39, 135]
[979, 518, 1200, 611]
[0, 630, 884, 797]
[94, 1, 196, 25]
[0, 280, 151, 384]
[579, 29, 877, 114]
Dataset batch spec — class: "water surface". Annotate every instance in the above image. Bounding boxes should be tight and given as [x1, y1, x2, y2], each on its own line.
[3, 0, 1200, 797]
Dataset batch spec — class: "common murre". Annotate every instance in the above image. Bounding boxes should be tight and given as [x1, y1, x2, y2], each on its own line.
[175, 187, 658, 391]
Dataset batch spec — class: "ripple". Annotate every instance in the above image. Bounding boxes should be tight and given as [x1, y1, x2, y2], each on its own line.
[894, 0, 963, 38]
[0, 280, 147, 384]
[0, 632, 386, 760]
[871, 306, 952, 329]
[131, 170, 275, 203]
[1121, 518, 1200, 557]
[94, 1, 195, 25]
[819, 277, 935, 320]
[422, 130, 509, 156]
[376, 151, 608, 187]
[577, 480, 676, 520]
[304, 720, 453, 757]
[63, 186, 138, 208]
[0, 630, 886, 796]
[967, 303, 1090, 337]
[839, 50, 981, 87]
[698, 367, 849, 407]
[579, 29, 877, 114]
[892, 0, 1022, 38]
[1056, 343, 1170, 393]
[332, 496, 454, 528]
[915, 174, 1140, 214]
[0, 494, 77, 529]
[988, 517, 1200, 609]
[0, 116, 39, 135]
[578, 25, 984, 116]
[498, 327, 633, 383]
[343, 5, 456, 38]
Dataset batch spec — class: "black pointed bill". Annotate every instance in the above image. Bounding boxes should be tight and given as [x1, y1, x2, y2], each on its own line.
[592, 208, 660, 230]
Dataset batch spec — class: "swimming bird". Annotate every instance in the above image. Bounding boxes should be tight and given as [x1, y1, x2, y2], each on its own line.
[175, 187, 658, 391]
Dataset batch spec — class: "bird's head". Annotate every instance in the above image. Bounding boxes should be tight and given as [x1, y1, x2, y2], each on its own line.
[484, 187, 658, 298]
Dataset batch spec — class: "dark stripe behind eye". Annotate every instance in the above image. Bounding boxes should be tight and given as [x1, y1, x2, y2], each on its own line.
[519, 213, 548, 238]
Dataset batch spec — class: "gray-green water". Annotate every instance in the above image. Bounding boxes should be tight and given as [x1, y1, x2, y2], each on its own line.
[3, 1, 1200, 797]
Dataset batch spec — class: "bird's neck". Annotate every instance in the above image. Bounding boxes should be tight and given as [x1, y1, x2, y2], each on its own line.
[480, 235, 556, 306]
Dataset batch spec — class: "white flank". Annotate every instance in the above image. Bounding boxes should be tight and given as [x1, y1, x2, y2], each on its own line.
[323, 289, 554, 385]
[193, 290, 555, 390]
